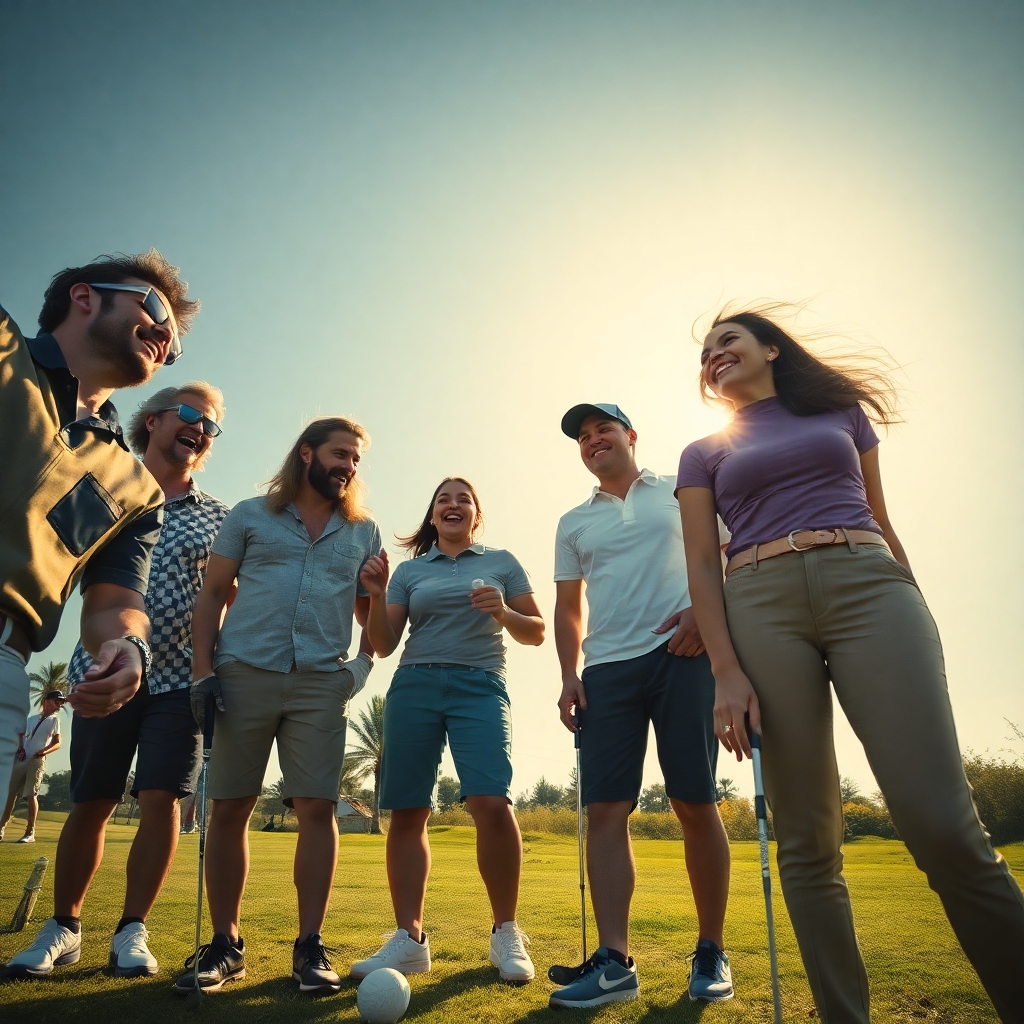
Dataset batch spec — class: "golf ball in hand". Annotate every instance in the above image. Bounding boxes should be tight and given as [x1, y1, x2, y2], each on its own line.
[357, 968, 411, 1023]
[471, 579, 486, 590]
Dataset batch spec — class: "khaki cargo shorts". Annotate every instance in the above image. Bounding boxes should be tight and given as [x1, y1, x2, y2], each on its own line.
[207, 662, 355, 803]
[8, 755, 45, 798]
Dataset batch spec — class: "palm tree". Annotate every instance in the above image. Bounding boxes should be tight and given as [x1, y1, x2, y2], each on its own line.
[716, 777, 738, 803]
[348, 694, 385, 834]
[338, 752, 373, 797]
[28, 661, 68, 710]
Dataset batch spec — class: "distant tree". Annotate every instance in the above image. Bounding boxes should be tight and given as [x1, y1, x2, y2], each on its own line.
[531, 777, 565, 808]
[349, 694, 385, 833]
[38, 770, 72, 811]
[839, 776, 862, 804]
[563, 766, 580, 809]
[716, 777, 738, 803]
[436, 775, 461, 811]
[29, 661, 68, 709]
[963, 752, 1024, 846]
[514, 789, 534, 809]
[639, 783, 669, 813]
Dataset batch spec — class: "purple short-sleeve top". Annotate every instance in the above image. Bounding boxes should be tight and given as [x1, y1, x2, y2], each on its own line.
[675, 396, 882, 557]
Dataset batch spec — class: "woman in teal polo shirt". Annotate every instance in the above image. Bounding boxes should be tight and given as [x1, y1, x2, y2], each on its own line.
[351, 477, 544, 985]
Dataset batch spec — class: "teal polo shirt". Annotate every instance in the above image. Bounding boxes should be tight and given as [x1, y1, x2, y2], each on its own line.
[387, 544, 533, 675]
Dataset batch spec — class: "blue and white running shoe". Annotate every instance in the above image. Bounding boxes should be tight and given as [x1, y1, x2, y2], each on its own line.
[548, 946, 639, 1008]
[687, 938, 734, 1002]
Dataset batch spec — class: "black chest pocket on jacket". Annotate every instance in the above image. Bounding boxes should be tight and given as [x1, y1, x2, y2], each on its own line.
[47, 473, 124, 556]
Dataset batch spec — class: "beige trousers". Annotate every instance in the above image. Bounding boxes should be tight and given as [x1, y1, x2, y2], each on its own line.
[724, 542, 1024, 1024]
[0, 644, 31, 806]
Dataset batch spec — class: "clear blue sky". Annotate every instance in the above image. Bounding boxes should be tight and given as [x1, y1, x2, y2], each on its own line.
[3, 1, 1022, 798]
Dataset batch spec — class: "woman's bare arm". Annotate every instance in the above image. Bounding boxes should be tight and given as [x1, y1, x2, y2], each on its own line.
[678, 486, 760, 760]
[860, 446, 912, 573]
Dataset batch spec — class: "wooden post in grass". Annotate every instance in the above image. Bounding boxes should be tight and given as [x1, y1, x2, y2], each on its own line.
[5, 856, 48, 933]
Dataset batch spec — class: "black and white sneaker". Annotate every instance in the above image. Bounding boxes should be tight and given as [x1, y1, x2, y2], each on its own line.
[173, 933, 246, 994]
[292, 933, 341, 994]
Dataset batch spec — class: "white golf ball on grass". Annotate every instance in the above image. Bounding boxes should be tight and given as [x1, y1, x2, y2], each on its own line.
[357, 968, 411, 1023]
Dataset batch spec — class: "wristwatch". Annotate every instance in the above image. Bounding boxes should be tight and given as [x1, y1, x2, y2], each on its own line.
[122, 635, 152, 682]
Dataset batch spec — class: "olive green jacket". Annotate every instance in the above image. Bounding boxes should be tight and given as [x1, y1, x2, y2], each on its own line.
[0, 306, 164, 651]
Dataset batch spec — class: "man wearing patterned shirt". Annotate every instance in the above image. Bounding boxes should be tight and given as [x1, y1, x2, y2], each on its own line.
[4, 383, 228, 980]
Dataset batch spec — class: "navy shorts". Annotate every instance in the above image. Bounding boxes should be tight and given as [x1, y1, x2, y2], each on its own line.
[70, 686, 201, 802]
[580, 642, 717, 807]
[380, 664, 513, 810]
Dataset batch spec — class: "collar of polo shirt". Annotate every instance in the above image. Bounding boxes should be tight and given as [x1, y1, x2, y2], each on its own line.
[588, 466, 660, 504]
[424, 542, 486, 560]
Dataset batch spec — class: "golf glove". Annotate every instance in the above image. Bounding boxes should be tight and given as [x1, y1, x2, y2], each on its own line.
[191, 672, 225, 728]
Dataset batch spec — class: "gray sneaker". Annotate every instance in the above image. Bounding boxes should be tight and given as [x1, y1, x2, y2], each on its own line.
[687, 939, 734, 1002]
[548, 947, 639, 1008]
[1, 919, 82, 978]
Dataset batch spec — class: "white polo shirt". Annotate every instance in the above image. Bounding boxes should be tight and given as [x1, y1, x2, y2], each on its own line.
[22, 711, 60, 759]
[555, 469, 691, 669]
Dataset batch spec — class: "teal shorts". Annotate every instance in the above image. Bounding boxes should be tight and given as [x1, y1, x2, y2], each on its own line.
[380, 663, 513, 810]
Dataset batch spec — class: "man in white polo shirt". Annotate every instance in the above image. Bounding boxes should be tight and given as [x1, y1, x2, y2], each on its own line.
[1, 690, 65, 843]
[548, 403, 733, 1009]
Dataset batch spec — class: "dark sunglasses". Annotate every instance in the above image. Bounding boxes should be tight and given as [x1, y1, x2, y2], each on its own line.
[160, 403, 222, 437]
[89, 283, 182, 365]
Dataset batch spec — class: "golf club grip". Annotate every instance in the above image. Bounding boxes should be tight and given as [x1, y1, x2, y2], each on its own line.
[745, 711, 761, 750]
[202, 693, 216, 749]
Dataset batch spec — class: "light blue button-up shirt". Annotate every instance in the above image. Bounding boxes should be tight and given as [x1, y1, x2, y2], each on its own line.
[211, 496, 381, 675]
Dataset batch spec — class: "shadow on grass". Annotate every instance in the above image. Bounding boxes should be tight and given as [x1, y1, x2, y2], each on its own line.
[0, 963, 714, 1024]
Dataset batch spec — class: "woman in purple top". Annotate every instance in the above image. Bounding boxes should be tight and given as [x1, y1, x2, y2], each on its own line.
[677, 307, 1024, 1024]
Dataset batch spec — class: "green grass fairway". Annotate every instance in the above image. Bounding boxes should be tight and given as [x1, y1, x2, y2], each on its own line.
[1, 816, 1021, 1022]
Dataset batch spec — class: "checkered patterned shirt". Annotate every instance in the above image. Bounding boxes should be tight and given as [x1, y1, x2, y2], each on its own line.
[68, 482, 230, 695]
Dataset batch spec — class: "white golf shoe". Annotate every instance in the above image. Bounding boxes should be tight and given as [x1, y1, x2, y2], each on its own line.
[489, 921, 534, 983]
[109, 922, 158, 977]
[1, 919, 81, 977]
[349, 928, 431, 979]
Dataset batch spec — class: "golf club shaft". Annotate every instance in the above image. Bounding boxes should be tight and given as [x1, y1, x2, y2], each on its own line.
[575, 718, 586, 964]
[192, 696, 216, 996]
[751, 740, 783, 1024]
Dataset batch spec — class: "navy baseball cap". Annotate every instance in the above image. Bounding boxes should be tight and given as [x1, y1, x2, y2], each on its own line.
[560, 403, 633, 439]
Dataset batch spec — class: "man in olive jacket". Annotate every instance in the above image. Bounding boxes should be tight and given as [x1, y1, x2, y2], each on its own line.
[0, 251, 200, 819]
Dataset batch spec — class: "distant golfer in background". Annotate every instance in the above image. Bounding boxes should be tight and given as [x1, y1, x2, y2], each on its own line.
[0, 690, 65, 844]
[3, 384, 229, 981]
[178, 417, 380, 997]
[352, 477, 544, 986]
[678, 306, 1024, 1024]
[550, 404, 733, 1009]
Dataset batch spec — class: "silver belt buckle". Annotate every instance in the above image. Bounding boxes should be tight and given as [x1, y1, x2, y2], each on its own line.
[787, 529, 835, 552]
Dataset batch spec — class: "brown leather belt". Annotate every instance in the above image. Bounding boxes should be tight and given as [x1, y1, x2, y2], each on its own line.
[725, 529, 889, 577]
[0, 613, 33, 662]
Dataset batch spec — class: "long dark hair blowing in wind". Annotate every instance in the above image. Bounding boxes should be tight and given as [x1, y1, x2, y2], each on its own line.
[701, 303, 900, 426]
[397, 477, 484, 558]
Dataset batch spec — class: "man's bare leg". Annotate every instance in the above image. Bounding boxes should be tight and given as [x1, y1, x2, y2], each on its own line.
[53, 800, 119, 916]
[292, 797, 338, 940]
[205, 795, 258, 941]
[671, 798, 730, 948]
[123, 790, 181, 919]
[24, 793, 39, 835]
[585, 800, 635, 955]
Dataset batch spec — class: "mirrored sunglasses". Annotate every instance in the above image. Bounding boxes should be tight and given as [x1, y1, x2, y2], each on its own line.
[89, 283, 183, 365]
[161, 403, 222, 437]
